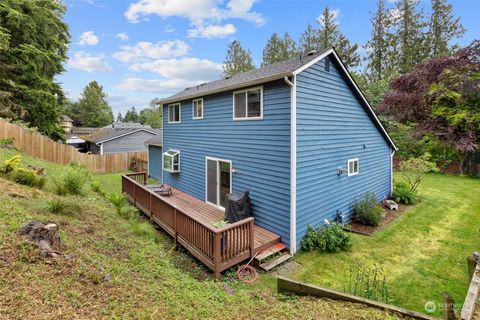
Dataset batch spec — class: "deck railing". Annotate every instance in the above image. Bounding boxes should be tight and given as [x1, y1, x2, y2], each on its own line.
[121, 172, 254, 278]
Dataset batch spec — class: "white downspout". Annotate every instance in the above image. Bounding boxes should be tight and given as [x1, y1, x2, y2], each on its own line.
[390, 149, 395, 194]
[284, 75, 297, 254]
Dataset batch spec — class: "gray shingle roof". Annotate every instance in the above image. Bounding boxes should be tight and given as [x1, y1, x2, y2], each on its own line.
[84, 128, 160, 143]
[144, 133, 163, 146]
[160, 49, 330, 104]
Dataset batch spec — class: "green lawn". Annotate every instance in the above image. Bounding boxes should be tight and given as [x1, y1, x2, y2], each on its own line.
[287, 173, 480, 316]
[0, 149, 405, 319]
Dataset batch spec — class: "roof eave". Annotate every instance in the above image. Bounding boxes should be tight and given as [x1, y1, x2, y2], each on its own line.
[160, 71, 294, 106]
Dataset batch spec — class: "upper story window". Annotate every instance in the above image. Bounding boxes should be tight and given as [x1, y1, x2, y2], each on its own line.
[192, 98, 203, 119]
[348, 158, 359, 176]
[233, 87, 263, 120]
[168, 103, 181, 123]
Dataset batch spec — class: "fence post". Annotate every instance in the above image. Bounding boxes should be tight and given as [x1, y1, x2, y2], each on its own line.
[442, 292, 455, 320]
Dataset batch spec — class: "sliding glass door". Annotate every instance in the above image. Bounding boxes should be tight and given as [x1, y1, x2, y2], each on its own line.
[206, 157, 231, 209]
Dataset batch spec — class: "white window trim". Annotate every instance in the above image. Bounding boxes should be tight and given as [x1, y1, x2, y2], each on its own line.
[232, 86, 263, 121]
[205, 156, 232, 210]
[192, 98, 204, 120]
[347, 158, 359, 177]
[168, 103, 181, 124]
[163, 149, 180, 173]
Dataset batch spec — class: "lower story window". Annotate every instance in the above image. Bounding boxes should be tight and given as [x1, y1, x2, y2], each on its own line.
[348, 158, 359, 176]
[163, 149, 180, 172]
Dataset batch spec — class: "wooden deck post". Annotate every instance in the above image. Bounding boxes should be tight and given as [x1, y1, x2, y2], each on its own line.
[173, 208, 178, 245]
[249, 219, 255, 257]
[148, 193, 152, 219]
[214, 232, 221, 280]
[133, 183, 136, 205]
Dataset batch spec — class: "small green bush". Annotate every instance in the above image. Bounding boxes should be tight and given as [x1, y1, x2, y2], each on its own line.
[318, 222, 352, 253]
[47, 198, 67, 214]
[108, 193, 128, 208]
[392, 181, 418, 205]
[12, 168, 44, 188]
[117, 204, 137, 220]
[300, 225, 319, 252]
[301, 223, 351, 253]
[53, 178, 68, 196]
[0, 155, 21, 174]
[353, 192, 383, 226]
[61, 164, 91, 195]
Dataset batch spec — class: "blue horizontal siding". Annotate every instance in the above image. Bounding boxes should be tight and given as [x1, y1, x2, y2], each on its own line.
[148, 145, 163, 182]
[295, 56, 392, 249]
[162, 80, 292, 246]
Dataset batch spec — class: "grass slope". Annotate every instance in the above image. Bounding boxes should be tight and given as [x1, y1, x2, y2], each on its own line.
[291, 174, 480, 316]
[0, 149, 405, 319]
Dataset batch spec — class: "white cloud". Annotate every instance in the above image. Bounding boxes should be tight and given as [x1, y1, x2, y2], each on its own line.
[124, 0, 265, 25]
[68, 51, 112, 73]
[116, 32, 129, 41]
[77, 31, 99, 46]
[117, 77, 203, 93]
[164, 25, 175, 33]
[188, 23, 236, 38]
[129, 57, 223, 80]
[113, 40, 189, 63]
[317, 8, 340, 27]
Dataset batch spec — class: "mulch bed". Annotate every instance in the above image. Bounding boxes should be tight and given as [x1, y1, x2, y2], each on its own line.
[346, 203, 409, 236]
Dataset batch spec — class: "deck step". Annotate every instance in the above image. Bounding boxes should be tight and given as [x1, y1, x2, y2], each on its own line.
[255, 243, 286, 262]
[259, 253, 292, 271]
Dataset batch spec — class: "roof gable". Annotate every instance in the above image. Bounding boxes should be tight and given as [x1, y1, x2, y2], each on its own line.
[84, 128, 158, 144]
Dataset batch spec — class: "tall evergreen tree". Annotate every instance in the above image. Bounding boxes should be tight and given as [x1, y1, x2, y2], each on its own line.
[300, 7, 360, 69]
[262, 32, 298, 66]
[223, 40, 255, 77]
[299, 24, 318, 53]
[123, 106, 139, 123]
[391, 0, 427, 74]
[427, 0, 465, 57]
[76, 81, 113, 127]
[364, 0, 391, 81]
[0, 0, 70, 139]
[116, 111, 123, 123]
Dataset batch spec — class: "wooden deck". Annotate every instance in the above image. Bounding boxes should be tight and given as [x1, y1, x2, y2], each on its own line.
[122, 172, 280, 278]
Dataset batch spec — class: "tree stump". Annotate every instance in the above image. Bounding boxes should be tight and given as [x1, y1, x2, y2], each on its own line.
[18, 221, 62, 258]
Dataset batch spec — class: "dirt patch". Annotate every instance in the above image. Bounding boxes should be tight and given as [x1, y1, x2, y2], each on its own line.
[346, 203, 409, 236]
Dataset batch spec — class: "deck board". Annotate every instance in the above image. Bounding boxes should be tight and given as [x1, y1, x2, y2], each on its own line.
[149, 185, 280, 251]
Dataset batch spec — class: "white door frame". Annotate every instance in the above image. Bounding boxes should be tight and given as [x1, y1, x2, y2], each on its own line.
[205, 156, 232, 210]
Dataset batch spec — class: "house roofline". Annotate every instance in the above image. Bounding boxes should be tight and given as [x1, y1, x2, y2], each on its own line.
[89, 128, 158, 144]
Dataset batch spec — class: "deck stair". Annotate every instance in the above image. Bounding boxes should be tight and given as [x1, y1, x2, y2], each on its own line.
[254, 243, 292, 271]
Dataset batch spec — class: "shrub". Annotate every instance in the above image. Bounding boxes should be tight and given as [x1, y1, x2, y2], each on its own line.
[0, 137, 15, 148]
[47, 198, 67, 214]
[46, 198, 80, 215]
[300, 225, 319, 252]
[399, 154, 439, 193]
[108, 193, 128, 208]
[12, 168, 44, 188]
[301, 223, 351, 253]
[53, 178, 68, 196]
[392, 181, 418, 205]
[117, 204, 137, 220]
[61, 164, 91, 195]
[353, 192, 383, 226]
[318, 222, 352, 253]
[0, 155, 21, 174]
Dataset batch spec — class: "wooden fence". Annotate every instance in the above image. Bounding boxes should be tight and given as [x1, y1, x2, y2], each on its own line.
[0, 119, 147, 173]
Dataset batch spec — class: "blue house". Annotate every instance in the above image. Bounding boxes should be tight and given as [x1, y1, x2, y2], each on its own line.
[155, 48, 397, 254]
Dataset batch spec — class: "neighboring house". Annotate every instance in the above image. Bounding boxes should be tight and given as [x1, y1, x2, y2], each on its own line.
[61, 115, 73, 133]
[84, 123, 160, 155]
[157, 48, 397, 253]
[66, 135, 87, 152]
[145, 134, 163, 181]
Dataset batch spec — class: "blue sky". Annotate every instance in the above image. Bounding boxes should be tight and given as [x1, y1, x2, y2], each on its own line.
[59, 0, 479, 116]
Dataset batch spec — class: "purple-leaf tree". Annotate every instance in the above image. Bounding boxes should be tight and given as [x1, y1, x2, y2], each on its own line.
[379, 40, 480, 174]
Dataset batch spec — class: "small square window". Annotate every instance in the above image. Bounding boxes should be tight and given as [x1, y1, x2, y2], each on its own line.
[192, 98, 203, 119]
[348, 158, 359, 176]
[163, 149, 180, 172]
[168, 103, 181, 123]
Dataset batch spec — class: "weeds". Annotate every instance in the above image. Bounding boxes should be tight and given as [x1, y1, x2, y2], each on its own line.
[345, 263, 392, 303]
